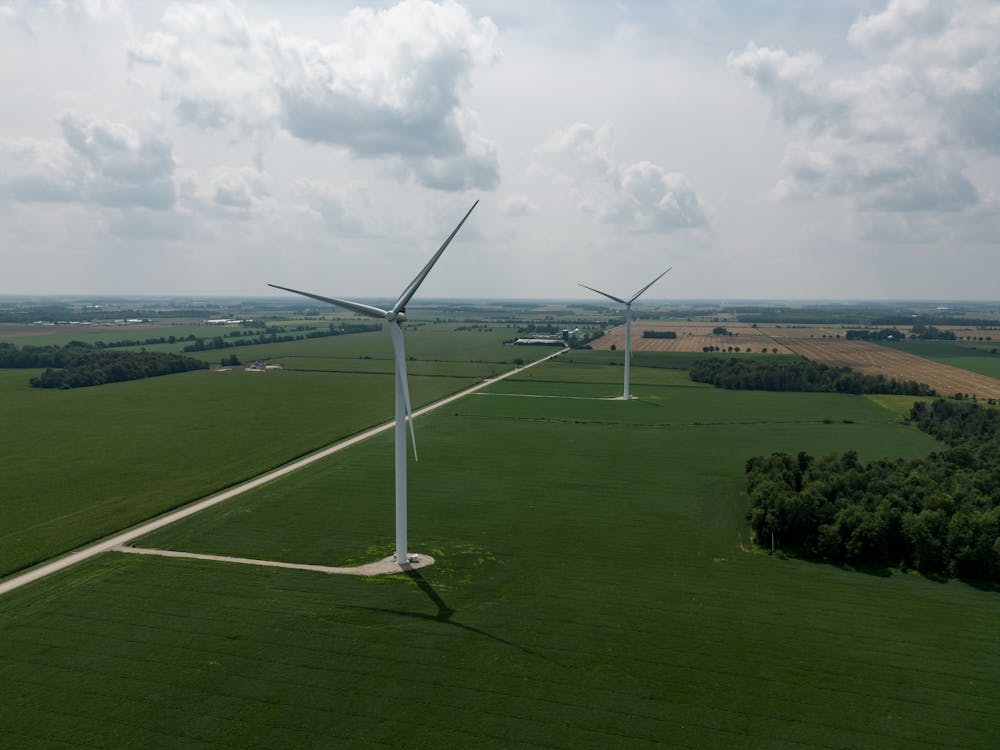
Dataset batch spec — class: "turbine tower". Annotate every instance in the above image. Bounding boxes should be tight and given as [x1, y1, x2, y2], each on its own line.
[269, 200, 478, 565]
[579, 267, 671, 400]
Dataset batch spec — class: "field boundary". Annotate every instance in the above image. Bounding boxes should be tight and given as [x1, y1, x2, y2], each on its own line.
[0, 347, 567, 597]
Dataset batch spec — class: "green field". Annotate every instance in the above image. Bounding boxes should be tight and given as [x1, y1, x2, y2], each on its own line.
[0, 326, 548, 578]
[2, 356, 998, 748]
[880, 339, 1000, 379]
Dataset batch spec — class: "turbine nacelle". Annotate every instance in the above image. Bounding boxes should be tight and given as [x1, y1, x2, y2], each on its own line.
[388, 310, 406, 323]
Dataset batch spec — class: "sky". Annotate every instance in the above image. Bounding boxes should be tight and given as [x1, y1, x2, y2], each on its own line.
[1, 0, 998, 301]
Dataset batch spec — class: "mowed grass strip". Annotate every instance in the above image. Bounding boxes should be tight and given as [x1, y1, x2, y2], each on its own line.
[4, 374, 997, 748]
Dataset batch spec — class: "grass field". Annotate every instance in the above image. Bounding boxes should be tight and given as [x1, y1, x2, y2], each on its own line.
[0, 326, 547, 578]
[3, 357, 998, 748]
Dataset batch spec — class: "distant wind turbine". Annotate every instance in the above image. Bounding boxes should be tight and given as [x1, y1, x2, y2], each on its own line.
[579, 267, 672, 400]
[269, 200, 478, 565]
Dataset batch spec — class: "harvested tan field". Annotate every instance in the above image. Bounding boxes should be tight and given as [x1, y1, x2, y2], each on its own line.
[590, 321, 795, 354]
[755, 324, 851, 339]
[778, 338, 1000, 399]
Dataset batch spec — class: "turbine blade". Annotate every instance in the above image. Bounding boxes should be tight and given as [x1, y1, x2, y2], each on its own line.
[390, 321, 418, 462]
[628, 267, 672, 304]
[268, 284, 388, 319]
[392, 200, 479, 316]
[578, 282, 627, 304]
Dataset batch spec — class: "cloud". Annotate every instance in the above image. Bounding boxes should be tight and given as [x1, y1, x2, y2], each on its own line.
[292, 179, 373, 236]
[726, 43, 843, 132]
[0, 0, 125, 29]
[730, 1, 1000, 217]
[128, 0, 500, 191]
[848, 0, 1000, 153]
[775, 139, 978, 212]
[499, 195, 538, 217]
[1, 113, 176, 210]
[846, 0, 953, 49]
[534, 122, 706, 231]
[178, 166, 271, 221]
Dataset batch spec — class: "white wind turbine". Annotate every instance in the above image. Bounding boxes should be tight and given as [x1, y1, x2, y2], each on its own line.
[579, 267, 672, 400]
[269, 200, 478, 565]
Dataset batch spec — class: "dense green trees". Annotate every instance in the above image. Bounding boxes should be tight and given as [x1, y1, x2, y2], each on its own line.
[0, 343, 207, 388]
[746, 400, 1000, 582]
[690, 356, 934, 395]
[844, 328, 905, 341]
[910, 324, 957, 340]
[29, 350, 208, 389]
[642, 330, 677, 339]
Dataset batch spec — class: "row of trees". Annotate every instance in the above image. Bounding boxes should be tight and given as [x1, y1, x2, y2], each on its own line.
[29, 350, 208, 389]
[182, 322, 381, 352]
[911, 324, 958, 340]
[745, 400, 1000, 581]
[844, 325, 959, 341]
[701, 346, 779, 353]
[689, 357, 934, 396]
[642, 330, 677, 339]
[844, 328, 905, 341]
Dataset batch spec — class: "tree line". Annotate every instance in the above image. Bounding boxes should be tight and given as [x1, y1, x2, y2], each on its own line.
[23, 349, 208, 389]
[745, 399, 1000, 582]
[642, 330, 677, 339]
[689, 356, 934, 396]
[182, 322, 381, 352]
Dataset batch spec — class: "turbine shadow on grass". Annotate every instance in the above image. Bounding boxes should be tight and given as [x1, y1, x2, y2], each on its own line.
[349, 568, 549, 661]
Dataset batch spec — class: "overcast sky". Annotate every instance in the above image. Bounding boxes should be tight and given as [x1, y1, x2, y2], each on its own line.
[1, 0, 998, 301]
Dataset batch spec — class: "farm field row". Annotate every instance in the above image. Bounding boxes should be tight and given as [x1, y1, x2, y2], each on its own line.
[3, 361, 999, 747]
[590, 322, 796, 354]
[779, 338, 1000, 399]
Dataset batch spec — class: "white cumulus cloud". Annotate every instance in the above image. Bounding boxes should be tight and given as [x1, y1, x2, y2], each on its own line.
[1, 113, 176, 210]
[729, 0, 1000, 219]
[534, 122, 706, 232]
[128, 0, 500, 191]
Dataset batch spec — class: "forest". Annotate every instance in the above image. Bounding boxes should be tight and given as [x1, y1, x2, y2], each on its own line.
[745, 399, 1000, 582]
[0, 343, 208, 389]
[690, 356, 934, 395]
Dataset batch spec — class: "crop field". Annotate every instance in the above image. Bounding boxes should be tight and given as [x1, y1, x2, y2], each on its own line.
[590, 321, 796, 354]
[0, 327, 548, 579]
[779, 337, 1000, 398]
[180, 322, 528, 368]
[878, 339, 1000, 380]
[2, 356, 998, 748]
[0, 322, 246, 348]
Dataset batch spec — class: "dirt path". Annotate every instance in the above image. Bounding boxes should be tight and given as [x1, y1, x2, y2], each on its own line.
[0, 347, 567, 597]
[114, 546, 435, 577]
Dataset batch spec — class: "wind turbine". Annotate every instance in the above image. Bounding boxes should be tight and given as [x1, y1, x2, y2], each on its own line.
[269, 200, 478, 566]
[579, 267, 671, 400]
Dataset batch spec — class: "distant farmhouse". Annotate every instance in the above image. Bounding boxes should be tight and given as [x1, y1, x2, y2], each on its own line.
[512, 328, 582, 347]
